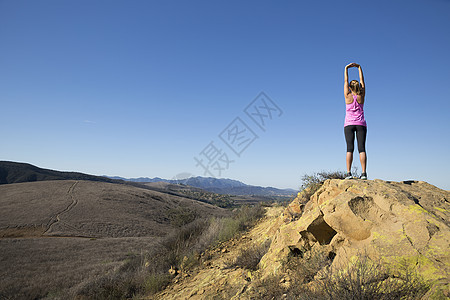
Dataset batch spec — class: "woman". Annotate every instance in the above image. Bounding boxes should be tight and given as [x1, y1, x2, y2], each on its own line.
[344, 63, 367, 180]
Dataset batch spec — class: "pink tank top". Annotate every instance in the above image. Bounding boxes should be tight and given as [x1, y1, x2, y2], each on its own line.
[344, 94, 367, 127]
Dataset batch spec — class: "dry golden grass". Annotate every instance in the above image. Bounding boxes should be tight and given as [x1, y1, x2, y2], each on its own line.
[0, 180, 230, 299]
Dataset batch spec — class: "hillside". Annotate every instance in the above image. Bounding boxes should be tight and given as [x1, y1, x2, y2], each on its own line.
[152, 179, 450, 299]
[0, 161, 238, 207]
[0, 180, 229, 298]
[0, 161, 122, 185]
[0, 161, 296, 201]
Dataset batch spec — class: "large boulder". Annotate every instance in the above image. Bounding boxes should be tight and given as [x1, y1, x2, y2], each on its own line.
[259, 179, 450, 296]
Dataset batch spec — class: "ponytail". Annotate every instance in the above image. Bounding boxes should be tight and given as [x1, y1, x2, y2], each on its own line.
[349, 80, 362, 95]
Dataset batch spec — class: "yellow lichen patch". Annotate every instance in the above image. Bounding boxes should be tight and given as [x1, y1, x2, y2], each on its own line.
[408, 204, 430, 215]
[396, 228, 408, 242]
[424, 244, 450, 259]
[372, 231, 387, 241]
[386, 255, 443, 282]
[434, 206, 448, 213]
[346, 187, 361, 194]
[318, 198, 331, 209]
[426, 217, 443, 228]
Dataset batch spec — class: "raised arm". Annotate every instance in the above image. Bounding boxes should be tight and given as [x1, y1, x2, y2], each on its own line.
[344, 63, 353, 96]
[350, 63, 365, 92]
[357, 64, 365, 90]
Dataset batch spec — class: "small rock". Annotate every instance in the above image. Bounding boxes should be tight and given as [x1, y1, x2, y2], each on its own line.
[169, 266, 178, 275]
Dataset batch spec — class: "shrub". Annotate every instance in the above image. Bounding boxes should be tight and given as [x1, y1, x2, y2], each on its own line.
[271, 248, 430, 300]
[216, 217, 241, 242]
[161, 218, 210, 255]
[214, 204, 266, 243]
[234, 204, 266, 231]
[167, 207, 198, 227]
[141, 274, 171, 295]
[227, 239, 271, 271]
[300, 170, 347, 200]
[75, 205, 267, 299]
[76, 273, 139, 300]
[254, 275, 287, 300]
[279, 250, 430, 300]
[282, 247, 333, 286]
[316, 255, 430, 300]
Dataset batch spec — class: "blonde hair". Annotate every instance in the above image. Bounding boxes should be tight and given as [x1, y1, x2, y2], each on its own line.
[349, 80, 362, 95]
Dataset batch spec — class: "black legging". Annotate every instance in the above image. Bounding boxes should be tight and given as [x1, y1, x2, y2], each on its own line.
[344, 125, 367, 153]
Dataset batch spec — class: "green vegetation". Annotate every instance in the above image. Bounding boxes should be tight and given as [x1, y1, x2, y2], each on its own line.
[178, 189, 235, 208]
[76, 204, 266, 299]
[177, 188, 295, 209]
[300, 170, 347, 201]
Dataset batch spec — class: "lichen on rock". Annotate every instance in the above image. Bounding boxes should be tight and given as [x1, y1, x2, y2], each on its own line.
[259, 179, 450, 297]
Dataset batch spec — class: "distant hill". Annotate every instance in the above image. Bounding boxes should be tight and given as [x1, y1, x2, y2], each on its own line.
[0, 161, 122, 185]
[109, 175, 296, 196]
[108, 176, 246, 188]
[108, 176, 167, 183]
[0, 161, 296, 197]
[204, 185, 295, 196]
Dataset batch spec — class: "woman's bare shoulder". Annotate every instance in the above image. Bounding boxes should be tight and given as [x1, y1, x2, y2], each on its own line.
[345, 93, 354, 104]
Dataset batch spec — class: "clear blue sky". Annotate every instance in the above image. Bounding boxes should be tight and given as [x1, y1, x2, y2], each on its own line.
[1, 0, 449, 190]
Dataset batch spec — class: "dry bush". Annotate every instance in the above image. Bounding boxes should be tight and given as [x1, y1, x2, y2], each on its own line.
[216, 217, 241, 243]
[315, 255, 430, 300]
[167, 207, 199, 227]
[75, 220, 210, 299]
[234, 204, 266, 230]
[283, 247, 334, 286]
[227, 239, 271, 271]
[76, 246, 174, 299]
[265, 248, 430, 300]
[211, 204, 266, 243]
[254, 275, 287, 300]
[141, 273, 172, 295]
[76, 273, 139, 300]
[276, 250, 430, 300]
[75, 205, 267, 299]
[161, 218, 210, 257]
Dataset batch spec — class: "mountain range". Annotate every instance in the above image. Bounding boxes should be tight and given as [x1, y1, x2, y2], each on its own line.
[0, 161, 296, 196]
[108, 175, 296, 196]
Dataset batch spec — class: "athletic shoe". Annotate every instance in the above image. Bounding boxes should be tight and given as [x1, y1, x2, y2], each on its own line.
[360, 173, 367, 180]
[345, 172, 353, 180]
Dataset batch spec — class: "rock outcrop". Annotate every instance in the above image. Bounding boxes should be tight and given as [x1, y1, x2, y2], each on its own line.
[154, 179, 449, 299]
[260, 179, 450, 296]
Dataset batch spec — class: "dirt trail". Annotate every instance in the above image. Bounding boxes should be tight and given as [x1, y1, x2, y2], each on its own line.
[43, 181, 79, 235]
[151, 206, 284, 300]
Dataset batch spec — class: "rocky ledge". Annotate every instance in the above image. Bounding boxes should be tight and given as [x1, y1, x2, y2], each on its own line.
[260, 179, 450, 297]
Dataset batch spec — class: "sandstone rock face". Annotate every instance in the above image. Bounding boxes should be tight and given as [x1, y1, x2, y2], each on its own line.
[260, 179, 450, 294]
[155, 180, 448, 299]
